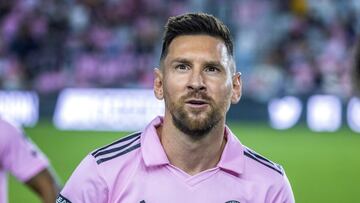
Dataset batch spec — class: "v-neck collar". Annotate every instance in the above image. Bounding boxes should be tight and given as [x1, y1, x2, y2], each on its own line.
[141, 116, 245, 177]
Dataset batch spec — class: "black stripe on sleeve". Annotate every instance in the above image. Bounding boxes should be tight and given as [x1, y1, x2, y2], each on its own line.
[97, 143, 141, 164]
[245, 148, 276, 166]
[244, 151, 283, 175]
[56, 194, 72, 203]
[93, 135, 141, 158]
[91, 132, 141, 156]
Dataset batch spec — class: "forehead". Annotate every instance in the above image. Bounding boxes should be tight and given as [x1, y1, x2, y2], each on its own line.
[164, 35, 230, 64]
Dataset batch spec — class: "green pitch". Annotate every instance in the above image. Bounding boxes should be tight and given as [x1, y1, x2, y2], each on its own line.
[9, 121, 360, 202]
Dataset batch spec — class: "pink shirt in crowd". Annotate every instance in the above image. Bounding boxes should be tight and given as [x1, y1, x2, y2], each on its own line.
[0, 118, 49, 203]
[58, 116, 295, 203]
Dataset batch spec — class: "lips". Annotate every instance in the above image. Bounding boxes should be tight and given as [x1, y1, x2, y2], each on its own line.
[186, 99, 208, 104]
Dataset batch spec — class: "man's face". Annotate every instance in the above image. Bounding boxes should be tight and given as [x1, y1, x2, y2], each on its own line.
[155, 35, 241, 138]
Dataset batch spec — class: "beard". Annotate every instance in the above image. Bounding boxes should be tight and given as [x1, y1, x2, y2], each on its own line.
[165, 90, 226, 140]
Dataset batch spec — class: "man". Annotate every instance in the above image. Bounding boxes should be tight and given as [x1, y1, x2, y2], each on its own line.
[0, 118, 60, 203]
[58, 13, 295, 202]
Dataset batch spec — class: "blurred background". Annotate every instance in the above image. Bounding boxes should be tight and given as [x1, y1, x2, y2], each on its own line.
[1, 0, 359, 97]
[0, 0, 359, 202]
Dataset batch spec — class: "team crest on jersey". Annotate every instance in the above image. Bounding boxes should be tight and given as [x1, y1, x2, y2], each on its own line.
[225, 201, 240, 203]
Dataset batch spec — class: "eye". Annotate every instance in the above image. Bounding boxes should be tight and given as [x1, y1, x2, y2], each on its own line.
[175, 64, 190, 71]
[205, 66, 220, 73]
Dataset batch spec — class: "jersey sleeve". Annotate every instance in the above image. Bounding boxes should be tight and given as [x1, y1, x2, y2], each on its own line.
[57, 154, 108, 203]
[282, 173, 296, 203]
[271, 171, 296, 203]
[0, 120, 49, 182]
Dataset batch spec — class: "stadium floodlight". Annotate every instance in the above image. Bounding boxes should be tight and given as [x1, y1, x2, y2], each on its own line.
[268, 96, 302, 130]
[307, 95, 341, 132]
[347, 97, 360, 133]
[0, 91, 39, 127]
[53, 88, 165, 131]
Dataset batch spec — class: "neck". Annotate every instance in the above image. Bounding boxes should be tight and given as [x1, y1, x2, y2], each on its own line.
[157, 115, 227, 176]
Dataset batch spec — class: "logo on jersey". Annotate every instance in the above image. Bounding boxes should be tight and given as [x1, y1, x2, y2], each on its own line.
[56, 194, 72, 203]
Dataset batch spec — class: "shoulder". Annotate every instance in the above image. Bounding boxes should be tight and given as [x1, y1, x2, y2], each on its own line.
[243, 146, 295, 201]
[0, 118, 22, 141]
[90, 131, 142, 165]
[60, 132, 143, 202]
[68, 131, 142, 179]
[0, 118, 30, 154]
[0, 119, 49, 181]
[243, 146, 284, 176]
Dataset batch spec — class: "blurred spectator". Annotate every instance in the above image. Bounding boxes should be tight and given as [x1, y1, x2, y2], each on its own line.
[354, 39, 360, 95]
[246, 50, 285, 102]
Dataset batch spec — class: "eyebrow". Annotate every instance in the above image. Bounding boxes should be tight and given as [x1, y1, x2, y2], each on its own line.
[170, 58, 224, 68]
[170, 58, 191, 65]
[204, 61, 223, 68]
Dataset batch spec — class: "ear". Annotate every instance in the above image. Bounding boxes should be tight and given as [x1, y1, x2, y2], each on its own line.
[154, 68, 164, 100]
[231, 72, 242, 104]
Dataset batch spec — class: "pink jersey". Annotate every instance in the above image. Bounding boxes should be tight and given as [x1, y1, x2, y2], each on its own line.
[58, 116, 295, 203]
[0, 118, 49, 203]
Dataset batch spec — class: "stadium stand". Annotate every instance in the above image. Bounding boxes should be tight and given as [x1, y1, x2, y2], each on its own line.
[0, 0, 359, 99]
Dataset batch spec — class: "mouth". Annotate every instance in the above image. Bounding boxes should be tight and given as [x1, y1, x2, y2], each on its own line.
[185, 99, 209, 108]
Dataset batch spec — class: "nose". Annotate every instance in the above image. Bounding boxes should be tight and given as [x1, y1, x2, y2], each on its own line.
[186, 71, 206, 92]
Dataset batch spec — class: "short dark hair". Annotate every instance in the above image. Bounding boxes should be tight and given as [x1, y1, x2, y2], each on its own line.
[160, 13, 234, 61]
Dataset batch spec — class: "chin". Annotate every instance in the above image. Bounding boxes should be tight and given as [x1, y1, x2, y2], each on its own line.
[172, 109, 222, 138]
